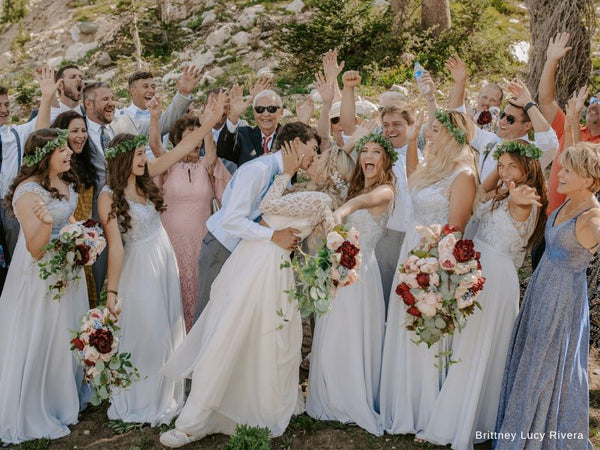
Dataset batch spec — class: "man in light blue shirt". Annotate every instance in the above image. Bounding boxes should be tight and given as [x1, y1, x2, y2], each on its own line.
[194, 121, 320, 322]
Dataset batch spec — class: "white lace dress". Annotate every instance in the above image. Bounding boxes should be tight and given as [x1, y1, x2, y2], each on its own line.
[161, 174, 333, 438]
[380, 167, 474, 435]
[0, 181, 88, 445]
[102, 186, 185, 426]
[417, 198, 537, 449]
[306, 206, 390, 436]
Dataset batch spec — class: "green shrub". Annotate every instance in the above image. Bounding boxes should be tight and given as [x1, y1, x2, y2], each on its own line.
[226, 424, 271, 450]
[1, 0, 27, 24]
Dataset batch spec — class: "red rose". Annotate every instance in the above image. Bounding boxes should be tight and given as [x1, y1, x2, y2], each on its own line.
[74, 244, 90, 266]
[82, 219, 98, 228]
[337, 241, 359, 258]
[407, 306, 421, 317]
[443, 224, 459, 235]
[396, 283, 416, 306]
[84, 359, 95, 367]
[395, 282, 410, 296]
[71, 337, 85, 351]
[89, 328, 114, 354]
[469, 277, 486, 294]
[477, 110, 492, 126]
[453, 239, 475, 262]
[416, 272, 430, 289]
[340, 253, 357, 269]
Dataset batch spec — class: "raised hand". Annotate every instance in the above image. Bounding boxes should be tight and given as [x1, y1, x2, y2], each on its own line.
[175, 65, 201, 96]
[229, 84, 250, 120]
[506, 80, 533, 107]
[419, 71, 436, 101]
[35, 65, 59, 99]
[342, 70, 361, 89]
[281, 140, 303, 176]
[446, 53, 467, 82]
[315, 71, 335, 105]
[408, 110, 425, 142]
[322, 49, 345, 82]
[146, 95, 162, 120]
[295, 96, 314, 124]
[350, 119, 377, 143]
[200, 91, 227, 127]
[509, 181, 542, 207]
[574, 85, 590, 114]
[33, 200, 53, 224]
[546, 32, 572, 62]
[249, 75, 271, 98]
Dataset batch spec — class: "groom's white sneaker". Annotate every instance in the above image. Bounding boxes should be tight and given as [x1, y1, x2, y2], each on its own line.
[159, 429, 201, 448]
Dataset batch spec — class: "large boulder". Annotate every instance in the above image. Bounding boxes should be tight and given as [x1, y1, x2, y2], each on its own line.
[239, 5, 265, 28]
[206, 24, 233, 48]
[232, 31, 251, 47]
[65, 42, 99, 61]
[202, 10, 217, 27]
[285, 0, 305, 13]
[190, 50, 215, 70]
[77, 21, 99, 35]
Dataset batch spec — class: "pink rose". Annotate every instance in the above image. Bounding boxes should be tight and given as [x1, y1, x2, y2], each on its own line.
[347, 227, 360, 246]
[89, 308, 103, 320]
[398, 271, 419, 289]
[416, 300, 437, 318]
[429, 271, 440, 286]
[404, 254, 421, 273]
[326, 232, 344, 251]
[439, 251, 457, 270]
[416, 225, 442, 248]
[341, 269, 358, 286]
[438, 234, 458, 254]
[418, 257, 438, 274]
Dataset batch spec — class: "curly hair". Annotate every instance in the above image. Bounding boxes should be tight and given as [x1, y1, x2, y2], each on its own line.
[347, 139, 396, 200]
[105, 133, 165, 232]
[169, 114, 200, 147]
[51, 111, 97, 190]
[492, 144, 548, 250]
[4, 128, 80, 216]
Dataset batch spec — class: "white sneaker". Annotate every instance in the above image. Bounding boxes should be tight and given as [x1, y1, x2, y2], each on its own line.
[159, 429, 201, 448]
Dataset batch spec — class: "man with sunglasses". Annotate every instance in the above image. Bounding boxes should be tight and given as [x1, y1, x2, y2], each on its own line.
[538, 32, 600, 214]
[448, 59, 557, 183]
[217, 89, 283, 167]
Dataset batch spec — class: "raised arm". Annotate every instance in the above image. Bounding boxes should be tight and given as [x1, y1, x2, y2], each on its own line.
[538, 32, 572, 124]
[34, 65, 60, 130]
[322, 49, 344, 103]
[340, 71, 360, 135]
[333, 185, 394, 224]
[446, 54, 468, 110]
[98, 190, 124, 315]
[406, 111, 424, 177]
[447, 171, 477, 232]
[564, 87, 588, 148]
[147, 95, 166, 158]
[296, 96, 314, 125]
[315, 71, 335, 150]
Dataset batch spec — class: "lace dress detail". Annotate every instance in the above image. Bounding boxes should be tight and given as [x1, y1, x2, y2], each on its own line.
[346, 208, 388, 254]
[101, 186, 161, 244]
[476, 198, 538, 268]
[260, 174, 334, 239]
[13, 181, 78, 236]
[411, 167, 474, 226]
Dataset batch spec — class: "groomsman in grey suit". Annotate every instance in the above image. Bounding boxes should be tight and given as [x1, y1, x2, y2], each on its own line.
[84, 65, 201, 297]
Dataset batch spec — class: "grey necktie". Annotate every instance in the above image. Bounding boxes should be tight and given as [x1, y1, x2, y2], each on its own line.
[100, 126, 111, 151]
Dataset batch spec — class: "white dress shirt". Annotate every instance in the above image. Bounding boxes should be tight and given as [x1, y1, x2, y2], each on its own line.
[118, 103, 150, 120]
[0, 120, 37, 199]
[49, 102, 85, 124]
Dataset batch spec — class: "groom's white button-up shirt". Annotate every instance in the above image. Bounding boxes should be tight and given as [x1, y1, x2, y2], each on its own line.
[207, 151, 283, 252]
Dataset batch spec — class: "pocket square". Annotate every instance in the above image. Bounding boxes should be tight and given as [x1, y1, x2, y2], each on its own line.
[250, 149, 257, 156]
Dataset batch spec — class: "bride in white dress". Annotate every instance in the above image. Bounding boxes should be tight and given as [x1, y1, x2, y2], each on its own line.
[380, 110, 478, 437]
[0, 129, 89, 445]
[98, 97, 225, 425]
[416, 141, 547, 449]
[159, 145, 355, 448]
[306, 133, 396, 436]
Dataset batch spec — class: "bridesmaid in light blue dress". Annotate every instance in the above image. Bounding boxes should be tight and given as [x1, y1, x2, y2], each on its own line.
[495, 142, 600, 449]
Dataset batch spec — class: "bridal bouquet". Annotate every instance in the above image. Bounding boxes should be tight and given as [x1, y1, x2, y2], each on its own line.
[37, 219, 106, 301]
[70, 302, 141, 406]
[397, 224, 485, 348]
[281, 225, 361, 318]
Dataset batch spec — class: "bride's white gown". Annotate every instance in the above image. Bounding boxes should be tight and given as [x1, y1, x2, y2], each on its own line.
[102, 186, 186, 426]
[306, 206, 390, 436]
[161, 173, 333, 438]
[0, 181, 88, 445]
[380, 167, 473, 435]
[417, 198, 537, 449]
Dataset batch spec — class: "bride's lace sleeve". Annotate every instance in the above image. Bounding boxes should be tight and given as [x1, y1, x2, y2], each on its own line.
[260, 174, 333, 227]
[510, 200, 539, 242]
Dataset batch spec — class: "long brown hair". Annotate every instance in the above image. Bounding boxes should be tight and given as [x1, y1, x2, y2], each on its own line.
[347, 140, 396, 200]
[4, 128, 80, 216]
[491, 146, 548, 250]
[105, 133, 165, 232]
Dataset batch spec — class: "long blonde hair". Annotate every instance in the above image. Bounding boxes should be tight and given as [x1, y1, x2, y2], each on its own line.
[409, 111, 478, 192]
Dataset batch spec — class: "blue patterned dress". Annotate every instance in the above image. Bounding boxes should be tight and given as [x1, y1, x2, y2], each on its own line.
[494, 202, 595, 449]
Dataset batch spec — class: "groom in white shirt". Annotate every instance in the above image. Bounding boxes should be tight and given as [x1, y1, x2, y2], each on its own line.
[193, 122, 320, 322]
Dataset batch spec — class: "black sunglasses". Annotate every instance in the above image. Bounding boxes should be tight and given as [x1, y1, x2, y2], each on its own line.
[500, 110, 527, 125]
[254, 105, 280, 114]
[330, 117, 340, 125]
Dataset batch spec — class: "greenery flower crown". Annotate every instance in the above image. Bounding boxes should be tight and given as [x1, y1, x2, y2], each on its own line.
[492, 140, 542, 160]
[105, 135, 148, 160]
[23, 129, 69, 167]
[354, 132, 398, 163]
[435, 109, 466, 145]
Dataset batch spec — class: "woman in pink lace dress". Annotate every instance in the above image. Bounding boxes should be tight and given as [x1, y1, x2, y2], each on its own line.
[155, 115, 231, 331]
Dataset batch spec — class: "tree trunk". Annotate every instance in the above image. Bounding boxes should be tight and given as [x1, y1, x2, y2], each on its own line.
[390, 0, 411, 35]
[526, 0, 595, 107]
[131, 0, 143, 70]
[421, 0, 451, 36]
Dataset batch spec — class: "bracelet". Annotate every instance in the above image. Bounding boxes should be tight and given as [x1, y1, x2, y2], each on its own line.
[107, 289, 118, 296]
[523, 102, 538, 113]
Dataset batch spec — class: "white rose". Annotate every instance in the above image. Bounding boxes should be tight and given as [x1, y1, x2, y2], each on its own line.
[326, 232, 344, 251]
[416, 300, 437, 318]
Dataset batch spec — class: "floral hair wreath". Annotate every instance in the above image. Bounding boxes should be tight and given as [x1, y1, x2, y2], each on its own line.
[435, 109, 466, 145]
[492, 140, 542, 160]
[105, 135, 148, 160]
[354, 132, 398, 163]
[23, 129, 69, 167]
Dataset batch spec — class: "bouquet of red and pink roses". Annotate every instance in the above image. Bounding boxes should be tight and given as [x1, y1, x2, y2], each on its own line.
[281, 225, 361, 319]
[396, 224, 485, 349]
[38, 219, 106, 301]
[70, 301, 140, 406]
